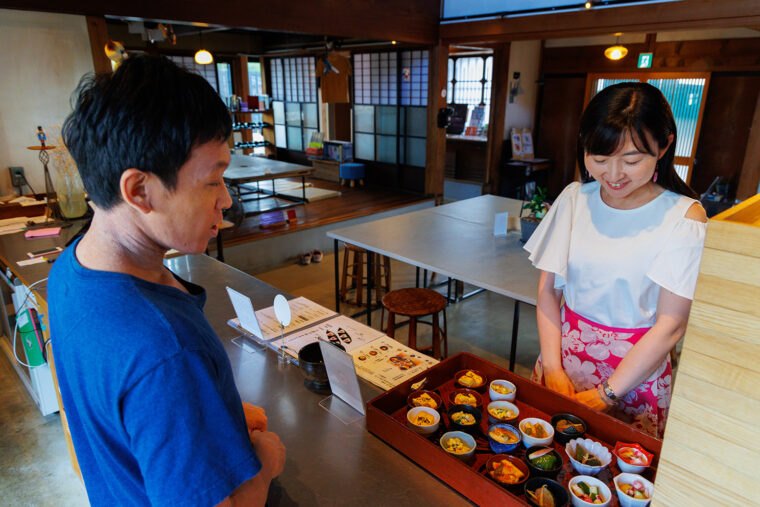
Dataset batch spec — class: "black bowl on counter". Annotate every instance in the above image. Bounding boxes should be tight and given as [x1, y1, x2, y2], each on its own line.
[447, 404, 483, 433]
[297, 341, 345, 393]
[550, 413, 586, 445]
[524, 446, 564, 478]
[524, 477, 569, 507]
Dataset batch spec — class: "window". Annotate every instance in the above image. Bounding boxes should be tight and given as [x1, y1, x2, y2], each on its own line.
[588, 73, 710, 184]
[247, 61, 263, 96]
[352, 50, 428, 167]
[167, 55, 219, 93]
[270, 57, 318, 152]
[216, 62, 233, 104]
[447, 55, 493, 129]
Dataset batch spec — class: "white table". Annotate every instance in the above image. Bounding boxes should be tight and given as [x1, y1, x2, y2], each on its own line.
[327, 194, 540, 370]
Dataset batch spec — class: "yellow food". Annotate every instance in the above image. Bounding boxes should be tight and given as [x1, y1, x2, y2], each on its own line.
[489, 459, 525, 484]
[444, 437, 471, 454]
[488, 406, 516, 420]
[523, 421, 548, 438]
[489, 427, 519, 444]
[451, 411, 476, 425]
[491, 383, 513, 395]
[527, 485, 555, 507]
[412, 393, 438, 408]
[458, 370, 483, 387]
[454, 392, 478, 406]
[413, 413, 435, 426]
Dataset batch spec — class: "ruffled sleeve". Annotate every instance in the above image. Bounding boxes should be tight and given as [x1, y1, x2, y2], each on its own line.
[523, 182, 580, 283]
[646, 216, 707, 300]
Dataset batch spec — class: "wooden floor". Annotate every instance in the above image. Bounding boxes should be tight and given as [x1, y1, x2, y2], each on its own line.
[217, 178, 430, 250]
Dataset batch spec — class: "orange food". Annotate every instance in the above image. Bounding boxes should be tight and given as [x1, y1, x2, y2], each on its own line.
[454, 392, 478, 406]
[489, 459, 525, 484]
[412, 393, 438, 409]
[458, 370, 483, 387]
[523, 421, 548, 438]
[491, 383, 513, 395]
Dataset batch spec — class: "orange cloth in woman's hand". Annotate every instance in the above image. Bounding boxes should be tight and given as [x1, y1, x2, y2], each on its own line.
[544, 369, 576, 398]
[242, 402, 268, 433]
[575, 388, 612, 411]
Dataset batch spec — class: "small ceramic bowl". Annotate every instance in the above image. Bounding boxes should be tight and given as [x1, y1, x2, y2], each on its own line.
[447, 404, 483, 433]
[440, 430, 476, 462]
[485, 454, 529, 488]
[407, 389, 443, 410]
[524, 477, 570, 507]
[613, 473, 654, 507]
[568, 475, 612, 507]
[406, 406, 440, 436]
[525, 446, 564, 477]
[551, 413, 587, 445]
[489, 379, 517, 401]
[486, 400, 520, 425]
[565, 438, 612, 476]
[519, 417, 554, 448]
[614, 443, 653, 474]
[449, 388, 484, 408]
[455, 368, 487, 390]
[487, 423, 521, 453]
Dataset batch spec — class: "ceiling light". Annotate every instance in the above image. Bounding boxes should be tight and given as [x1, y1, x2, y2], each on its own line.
[604, 33, 628, 61]
[585, 1, 592, 8]
[195, 49, 213, 65]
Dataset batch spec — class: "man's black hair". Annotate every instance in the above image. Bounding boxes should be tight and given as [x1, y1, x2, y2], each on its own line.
[62, 54, 232, 209]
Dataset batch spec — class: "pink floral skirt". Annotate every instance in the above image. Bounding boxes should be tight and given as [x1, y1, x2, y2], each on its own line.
[531, 305, 671, 438]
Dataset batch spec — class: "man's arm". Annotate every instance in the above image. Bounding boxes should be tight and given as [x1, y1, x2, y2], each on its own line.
[217, 430, 286, 507]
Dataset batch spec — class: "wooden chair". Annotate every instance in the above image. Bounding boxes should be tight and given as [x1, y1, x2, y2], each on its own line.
[339, 244, 391, 306]
[381, 288, 448, 360]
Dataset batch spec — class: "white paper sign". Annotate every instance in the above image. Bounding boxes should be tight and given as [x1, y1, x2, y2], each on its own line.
[226, 287, 264, 339]
[494, 212, 508, 237]
[319, 339, 365, 415]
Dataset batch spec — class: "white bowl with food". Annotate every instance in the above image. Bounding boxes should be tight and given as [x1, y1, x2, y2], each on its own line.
[440, 430, 476, 461]
[489, 379, 517, 401]
[614, 445, 652, 474]
[613, 473, 653, 507]
[565, 438, 612, 476]
[406, 406, 440, 435]
[569, 475, 612, 506]
[486, 400, 520, 425]
[519, 417, 554, 448]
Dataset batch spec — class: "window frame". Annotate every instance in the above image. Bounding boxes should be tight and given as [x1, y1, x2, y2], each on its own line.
[269, 56, 319, 153]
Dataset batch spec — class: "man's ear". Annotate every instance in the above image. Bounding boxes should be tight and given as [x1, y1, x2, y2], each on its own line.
[119, 168, 153, 214]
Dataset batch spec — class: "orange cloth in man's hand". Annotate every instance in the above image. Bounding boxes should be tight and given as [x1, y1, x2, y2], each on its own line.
[243, 402, 268, 433]
[544, 369, 576, 398]
[575, 388, 612, 411]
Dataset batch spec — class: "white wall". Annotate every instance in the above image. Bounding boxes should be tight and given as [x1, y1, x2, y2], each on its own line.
[503, 40, 541, 141]
[0, 9, 93, 197]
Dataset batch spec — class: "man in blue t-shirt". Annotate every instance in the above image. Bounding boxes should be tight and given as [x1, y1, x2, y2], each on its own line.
[49, 55, 285, 506]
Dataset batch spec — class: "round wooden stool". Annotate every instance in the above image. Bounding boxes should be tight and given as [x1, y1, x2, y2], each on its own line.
[339, 244, 391, 306]
[381, 288, 448, 360]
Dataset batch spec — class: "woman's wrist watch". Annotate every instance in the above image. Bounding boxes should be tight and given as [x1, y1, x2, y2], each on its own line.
[601, 380, 619, 403]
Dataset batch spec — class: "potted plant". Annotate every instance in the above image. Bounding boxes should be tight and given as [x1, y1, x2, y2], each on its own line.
[520, 186, 548, 243]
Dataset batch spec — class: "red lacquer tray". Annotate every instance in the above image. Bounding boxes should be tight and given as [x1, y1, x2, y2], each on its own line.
[365, 353, 661, 506]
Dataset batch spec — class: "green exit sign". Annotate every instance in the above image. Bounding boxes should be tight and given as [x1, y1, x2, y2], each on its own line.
[638, 53, 653, 69]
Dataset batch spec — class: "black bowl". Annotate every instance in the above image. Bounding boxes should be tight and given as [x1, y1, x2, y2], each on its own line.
[297, 341, 345, 393]
[447, 404, 483, 433]
[524, 477, 569, 507]
[550, 413, 587, 445]
[525, 446, 564, 477]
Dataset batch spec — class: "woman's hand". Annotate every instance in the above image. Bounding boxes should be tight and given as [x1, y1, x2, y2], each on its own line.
[575, 387, 613, 411]
[243, 402, 268, 436]
[544, 369, 577, 398]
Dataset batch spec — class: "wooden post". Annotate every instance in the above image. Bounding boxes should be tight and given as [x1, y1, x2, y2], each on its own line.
[85, 16, 112, 75]
[736, 91, 760, 200]
[425, 43, 448, 203]
[484, 43, 510, 195]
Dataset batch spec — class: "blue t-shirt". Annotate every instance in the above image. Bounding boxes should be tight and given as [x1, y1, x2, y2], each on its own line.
[48, 239, 261, 506]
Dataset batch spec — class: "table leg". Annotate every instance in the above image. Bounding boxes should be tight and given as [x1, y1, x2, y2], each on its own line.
[509, 300, 520, 372]
[416, 267, 420, 288]
[423, 269, 428, 288]
[431, 312, 441, 360]
[216, 230, 224, 263]
[408, 316, 417, 351]
[302, 176, 306, 202]
[366, 251, 373, 327]
[333, 239, 340, 313]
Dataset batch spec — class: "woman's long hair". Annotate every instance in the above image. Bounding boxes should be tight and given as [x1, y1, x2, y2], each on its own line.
[577, 82, 698, 199]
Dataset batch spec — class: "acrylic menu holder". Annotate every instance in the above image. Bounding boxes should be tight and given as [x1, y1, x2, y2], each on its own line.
[318, 339, 365, 425]
[227, 286, 266, 352]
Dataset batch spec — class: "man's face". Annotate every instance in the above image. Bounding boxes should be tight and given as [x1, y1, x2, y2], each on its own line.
[147, 140, 232, 254]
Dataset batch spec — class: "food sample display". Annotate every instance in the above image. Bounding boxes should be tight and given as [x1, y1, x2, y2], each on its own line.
[457, 369, 485, 388]
[366, 353, 662, 506]
[454, 392, 478, 406]
[412, 412, 436, 426]
[412, 392, 438, 408]
[618, 480, 649, 500]
[491, 383, 513, 395]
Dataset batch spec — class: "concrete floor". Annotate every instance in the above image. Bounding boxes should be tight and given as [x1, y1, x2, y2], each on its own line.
[0, 251, 541, 506]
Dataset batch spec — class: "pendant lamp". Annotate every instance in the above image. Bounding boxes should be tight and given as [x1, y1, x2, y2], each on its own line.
[194, 31, 213, 65]
[604, 33, 628, 61]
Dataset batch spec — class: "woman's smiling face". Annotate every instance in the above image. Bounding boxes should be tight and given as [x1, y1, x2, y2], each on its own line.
[584, 129, 672, 209]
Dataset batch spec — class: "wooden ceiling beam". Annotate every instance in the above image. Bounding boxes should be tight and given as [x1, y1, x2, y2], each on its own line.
[0, 0, 440, 44]
[440, 0, 760, 44]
